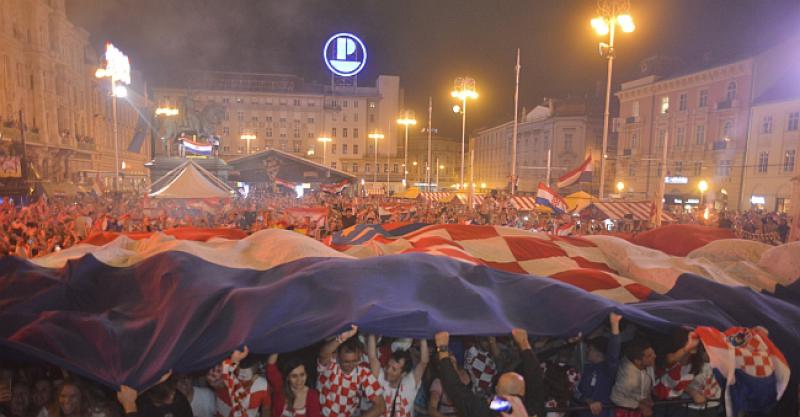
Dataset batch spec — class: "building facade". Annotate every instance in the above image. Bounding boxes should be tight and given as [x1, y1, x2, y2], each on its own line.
[0, 0, 151, 191]
[614, 57, 754, 209]
[471, 97, 603, 194]
[153, 72, 401, 182]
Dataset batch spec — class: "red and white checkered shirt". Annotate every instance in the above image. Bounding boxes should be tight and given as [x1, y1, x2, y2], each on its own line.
[217, 359, 271, 417]
[317, 358, 383, 417]
[464, 346, 497, 394]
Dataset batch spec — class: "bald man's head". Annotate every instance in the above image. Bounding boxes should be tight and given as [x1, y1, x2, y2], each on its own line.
[496, 372, 525, 397]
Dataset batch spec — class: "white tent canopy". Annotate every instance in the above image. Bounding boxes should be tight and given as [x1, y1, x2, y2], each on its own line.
[149, 160, 234, 199]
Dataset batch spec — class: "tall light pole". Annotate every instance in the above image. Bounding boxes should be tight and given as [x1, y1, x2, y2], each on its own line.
[451, 77, 478, 188]
[397, 110, 417, 188]
[426, 96, 433, 191]
[368, 132, 384, 185]
[318, 136, 332, 166]
[436, 160, 443, 191]
[95, 43, 131, 192]
[592, 0, 635, 200]
[511, 49, 521, 195]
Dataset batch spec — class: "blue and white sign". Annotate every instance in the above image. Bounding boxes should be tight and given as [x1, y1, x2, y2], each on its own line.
[323, 33, 367, 77]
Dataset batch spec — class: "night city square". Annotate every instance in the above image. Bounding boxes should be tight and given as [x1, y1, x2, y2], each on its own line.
[0, 1, 799, 416]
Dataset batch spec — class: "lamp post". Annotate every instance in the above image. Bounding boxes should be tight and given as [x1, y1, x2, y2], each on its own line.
[240, 133, 256, 155]
[698, 179, 709, 207]
[451, 77, 478, 188]
[592, 1, 635, 200]
[397, 110, 417, 188]
[95, 43, 131, 193]
[318, 136, 332, 166]
[368, 132, 384, 185]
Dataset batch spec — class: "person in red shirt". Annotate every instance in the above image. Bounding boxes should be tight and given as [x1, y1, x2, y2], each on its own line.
[266, 353, 322, 417]
[217, 346, 272, 417]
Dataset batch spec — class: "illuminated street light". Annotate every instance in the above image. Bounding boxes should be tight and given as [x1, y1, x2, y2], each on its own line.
[592, 1, 635, 200]
[95, 42, 131, 192]
[698, 179, 709, 208]
[616, 180, 625, 193]
[368, 131, 384, 185]
[451, 77, 478, 187]
[240, 133, 257, 154]
[317, 136, 332, 166]
[397, 111, 417, 187]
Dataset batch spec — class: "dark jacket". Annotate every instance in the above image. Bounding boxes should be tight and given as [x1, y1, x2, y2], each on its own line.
[438, 349, 545, 417]
[576, 334, 621, 417]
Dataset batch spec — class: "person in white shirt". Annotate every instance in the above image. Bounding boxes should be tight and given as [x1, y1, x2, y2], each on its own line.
[176, 374, 217, 417]
[367, 335, 429, 417]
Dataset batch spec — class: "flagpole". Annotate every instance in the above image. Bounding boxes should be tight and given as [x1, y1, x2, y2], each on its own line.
[427, 96, 433, 192]
[511, 48, 521, 195]
[546, 148, 552, 187]
[654, 130, 669, 227]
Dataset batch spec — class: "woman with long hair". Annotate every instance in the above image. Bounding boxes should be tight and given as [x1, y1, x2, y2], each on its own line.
[37, 380, 87, 417]
[266, 354, 321, 417]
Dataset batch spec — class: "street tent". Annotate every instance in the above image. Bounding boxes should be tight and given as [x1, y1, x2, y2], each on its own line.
[149, 160, 234, 199]
[565, 191, 597, 213]
[419, 192, 455, 203]
[398, 187, 421, 199]
[454, 193, 484, 206]
[509, 195, 538, 211]
[585, 201, 675, 223]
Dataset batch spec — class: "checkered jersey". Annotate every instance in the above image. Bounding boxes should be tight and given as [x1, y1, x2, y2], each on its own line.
[218, 359, 271, 417]
[464, 347, 497, 394]
[653, 361, 696, 400]
[333, 224, 652, 304]
[317, 359, 383, 417]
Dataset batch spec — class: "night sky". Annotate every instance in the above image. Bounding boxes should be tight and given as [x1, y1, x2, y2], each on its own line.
[67, 0, 800, 137]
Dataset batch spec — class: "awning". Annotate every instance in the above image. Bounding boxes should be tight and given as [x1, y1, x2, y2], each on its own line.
[510, 196, 538, 211]
[591, 201, 675, 222]
[565, 191, 597, 212]
[454, 193, 484, 206]
[398, 187, 421, 199]
[420, 192, 454, 203]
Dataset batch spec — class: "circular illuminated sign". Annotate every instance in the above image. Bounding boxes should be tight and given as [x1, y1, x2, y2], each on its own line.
[323, 33, 367, 77]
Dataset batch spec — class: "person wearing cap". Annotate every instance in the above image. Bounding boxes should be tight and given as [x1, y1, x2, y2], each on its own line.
[433, 329, 544, 417]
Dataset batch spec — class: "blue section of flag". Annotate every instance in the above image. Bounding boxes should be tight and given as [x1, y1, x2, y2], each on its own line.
[331, 223, 427, 246]
[127, 107, 150, 153]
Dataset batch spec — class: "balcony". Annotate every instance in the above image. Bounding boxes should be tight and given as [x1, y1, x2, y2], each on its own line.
[623, 148, 632, 156]
[716, 99, 738, 111]
[712, 140, 728, 151]
[626, 116, 639, 124]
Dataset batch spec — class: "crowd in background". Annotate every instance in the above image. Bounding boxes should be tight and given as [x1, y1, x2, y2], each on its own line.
[0, 314, 745, 417]
[0, 189, 793, 259]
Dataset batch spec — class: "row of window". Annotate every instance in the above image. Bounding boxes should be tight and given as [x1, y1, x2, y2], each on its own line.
[757, 150, 796, 173]
[651, 81, 737, 115]
[760, 112, 800, 134]
[329, 143, 359, 155]
[340, 163, 401, 174]
[627, 123, 725, 149]
[330, 128, 359, 138]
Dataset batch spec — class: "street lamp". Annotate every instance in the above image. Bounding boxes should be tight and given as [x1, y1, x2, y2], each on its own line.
[95, 43, 131, 192]
[698, 179, 709, 207]
[317, 136, 332, 166]
[451, 77, 478, 188]
[592, 0, 635, 200]
[368, 131, 384, 185]
[616, 180, 625, 193]
[240, 133, 257, 154]
[397, 110, 417, 188]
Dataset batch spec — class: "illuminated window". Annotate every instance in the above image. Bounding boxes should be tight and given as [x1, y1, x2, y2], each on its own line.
[660, 96, 669, 114]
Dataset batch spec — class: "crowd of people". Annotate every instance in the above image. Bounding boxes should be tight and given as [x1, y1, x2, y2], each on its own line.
[1, 313, 745, 417]
[0, 189, 793, 259]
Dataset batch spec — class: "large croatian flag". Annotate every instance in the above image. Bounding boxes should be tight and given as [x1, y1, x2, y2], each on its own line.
[0, 224, 798, 399]
[557, 155, 592, 189]
[535, 182, 569, 214]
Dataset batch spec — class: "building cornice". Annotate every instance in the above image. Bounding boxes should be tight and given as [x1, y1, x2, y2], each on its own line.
[617, 59, 753, 101]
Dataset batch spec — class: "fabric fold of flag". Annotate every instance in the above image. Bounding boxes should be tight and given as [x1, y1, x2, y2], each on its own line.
[557, 155, 592, 188]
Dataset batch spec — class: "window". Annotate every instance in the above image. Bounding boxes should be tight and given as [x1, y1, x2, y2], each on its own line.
[365, 163, 371, 173]
[784, 150, 796, 172]
[223, 127, 230, 134]
[280, 118, 287, 127]
[342, 144, 348, 154]
[342, 114, 347, 122]
[717, 160, 732, 177]
[563, 130, 574, 151]
[279, 141, 287, 151]
[788, 112, 799, 131]
[237, 112, 244, 122]
[696, 125, 705, 145]
[628, 161, 636, 176]
[678, 93, 688, 111]
[352, 163, 359, 173]
[266, 116, 273, 122]
[726, 81, 737, 101]
[331, 144, 337, 154]
[331, 162, 336, 169]
[331, 128, 337, 137]
[223, 146, 230, 152]
[723, 121, 733, 138]
[343, 128, 348, 138]
[307, 117, 314, 124]
[758, 152, 769, 173]
[292, 140, 301, 152]
[343, 100, 348, 108]
[676, 127, 685, 146]
[354, 113, 359, 122]
[693, 161, 702, 176]
[762, 116, 773, 134]
[369, 114, 376, 123]
[674, 161, 683, 173]
[353, 128, 359, 138]
[657, 129, 666, 149]
[657, 162, 663, 177]
[384, 164, 388, 173]
[630, 132, 638, 149]
[353, 144, 359, 155]
[369, 101, 377, 108]
[393, 164, 399, 173]
[660, 96, 670, 114]
[355, 100, 359, 108]
[266, 128, 272, 137]
[293, 99, 301, 106]
[699, 90, 708, 108]
[632, 101, 640, 117]
[307, 132, 315, 138]
[293, 128, 300, 138]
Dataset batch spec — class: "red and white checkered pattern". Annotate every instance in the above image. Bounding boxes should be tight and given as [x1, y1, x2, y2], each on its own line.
[317, 359, 383, 417]
[653, 361, 696, 400]
[464, 347, 497, 393]
[218, 360, 270, 417]
[734, 334, 774, 378]
[509, 196, 538, 211]
[336, 224, 651, 304]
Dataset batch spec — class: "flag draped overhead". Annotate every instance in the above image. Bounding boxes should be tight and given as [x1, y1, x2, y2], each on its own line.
[0, 225, 798, 393]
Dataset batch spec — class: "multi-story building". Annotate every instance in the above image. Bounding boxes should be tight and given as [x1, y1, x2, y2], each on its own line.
[614, 56, 754, 209]
[152, 71, 401, 182]
[405, 129, 460, 189]
[0, 0, 151, 192]
[471, 97, 603, 193]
